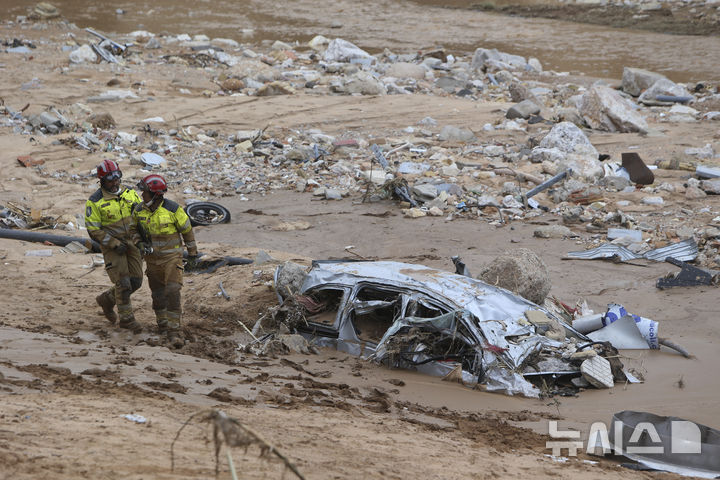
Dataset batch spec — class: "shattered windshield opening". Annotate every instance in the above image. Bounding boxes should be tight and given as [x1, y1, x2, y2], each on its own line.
[351, 285, 403, 343]
[382, 312, 479, 373]
[304, 288, 344, 327]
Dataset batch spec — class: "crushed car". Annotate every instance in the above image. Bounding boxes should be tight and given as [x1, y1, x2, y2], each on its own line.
[255, 260, 631, 398]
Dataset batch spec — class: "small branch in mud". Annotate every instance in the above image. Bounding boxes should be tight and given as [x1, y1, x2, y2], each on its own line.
[218, 281, 231, 301]
[171, 409, 306, 479]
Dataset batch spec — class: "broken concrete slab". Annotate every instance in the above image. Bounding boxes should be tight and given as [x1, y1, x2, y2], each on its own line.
[621, 67, 667, 97]
[580, 85, 648, 134]
[530, 122, 603, 180]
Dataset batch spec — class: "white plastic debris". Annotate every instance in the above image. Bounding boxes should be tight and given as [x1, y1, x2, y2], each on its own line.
[607, 228, 642, 242]
[642, 196, 664, 206]
[572, 313, 604, 333]
[116, 132, 138, 144]
[140, 152, 166, 166]
[591, 304, 659, 349]
[123, 414, 147, 423]
[97, 89, 139, 100]
[25, 249, 53, 257]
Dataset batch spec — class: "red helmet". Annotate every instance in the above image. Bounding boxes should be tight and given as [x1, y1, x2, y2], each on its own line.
[97, 159, 121, 180]
[138, 174, 168, 194]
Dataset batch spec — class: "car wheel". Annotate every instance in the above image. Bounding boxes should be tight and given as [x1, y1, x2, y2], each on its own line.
[186, 202, 231, 227]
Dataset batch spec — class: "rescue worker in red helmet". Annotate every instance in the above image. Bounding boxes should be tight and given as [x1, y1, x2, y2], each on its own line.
[84, 159, 143, 332]
[131, 174, 197, 348]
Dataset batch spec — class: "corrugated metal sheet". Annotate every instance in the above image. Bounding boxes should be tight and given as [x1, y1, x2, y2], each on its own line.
[642, 238, 698, 262]
[567, 238, 698, 263]
[566, 244, 638, 262]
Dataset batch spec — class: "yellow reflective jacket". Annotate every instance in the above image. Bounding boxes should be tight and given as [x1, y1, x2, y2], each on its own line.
[85, 187, 142, 249]
[132, 199, 197, 257]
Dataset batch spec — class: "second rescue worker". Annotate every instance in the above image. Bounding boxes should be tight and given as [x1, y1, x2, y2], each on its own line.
[132, 174, 197, 348]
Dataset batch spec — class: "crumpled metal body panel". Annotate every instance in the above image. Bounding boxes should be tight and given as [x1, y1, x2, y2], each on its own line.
[567, 238, 698, 263]
[296, 261, 581, 397]
[303, 262, 549, 362]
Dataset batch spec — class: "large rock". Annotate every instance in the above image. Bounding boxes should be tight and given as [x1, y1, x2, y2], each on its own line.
[29, 2, 61, 20]
[508, 82, 540, 103]
[275, 261, 308, 299]
[478, 249, 551, 305]
[534, 225, 574, 239]
[621, 67, 666, 97]
[323, 38, 371, 63]
[435, 76, 465, 93]
[667, 104, 698, 122]
[530, 122, 603, 180]
[331, 71, 385, 95]
[385, 62, 426, 80]
[411, 183, 439, 201]
[638, 78, 694, 106]
[580, 85, 648, 134]
[308, 35, 330, 51]
[470, 48, 527, 72]
[506, 100, 540, 120]
[438, 125, 475, 142]
[700, 179, 720, 195]
[255, 81, 296, 96]
[69, 44, 97, 64]
[555, 107, 585, 127]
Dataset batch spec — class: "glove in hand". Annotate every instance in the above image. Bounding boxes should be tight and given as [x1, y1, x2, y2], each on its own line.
[185, 255, 198, 270]
[136, 242, 152, 256]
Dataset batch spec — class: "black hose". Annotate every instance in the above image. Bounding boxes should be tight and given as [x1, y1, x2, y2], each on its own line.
[0, 228, 253, 270]
[577, 341, 608, 351]
[0, 228, 101, 252]
[184, 252, 252, 274]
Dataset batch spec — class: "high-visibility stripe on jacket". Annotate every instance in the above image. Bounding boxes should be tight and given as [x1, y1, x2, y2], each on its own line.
[85, 187, 142, 249]
[132, 199, 197, 257]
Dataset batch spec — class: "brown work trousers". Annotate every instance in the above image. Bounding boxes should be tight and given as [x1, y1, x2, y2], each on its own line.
[145, 253, 184, 331]
[101, 244, 143, 314]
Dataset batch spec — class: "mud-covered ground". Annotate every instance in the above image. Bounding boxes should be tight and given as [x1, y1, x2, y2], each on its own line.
[1, 3, 719, 479]
[466, 0, 720, 36]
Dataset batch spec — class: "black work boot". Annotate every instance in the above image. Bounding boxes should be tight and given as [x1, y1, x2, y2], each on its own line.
[118, 318, 143, 334]
[166, 329, 185, 349]
[154, 309, 168, 334]
[117, 305, 143, 334]
[96, 292, 117, 324]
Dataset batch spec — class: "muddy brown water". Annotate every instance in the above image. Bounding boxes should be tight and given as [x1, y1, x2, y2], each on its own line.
[4, 0, 719, 82]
